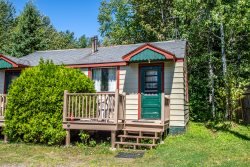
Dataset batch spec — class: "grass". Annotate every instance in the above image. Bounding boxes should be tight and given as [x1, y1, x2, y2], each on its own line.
[0, 122, 249, 167]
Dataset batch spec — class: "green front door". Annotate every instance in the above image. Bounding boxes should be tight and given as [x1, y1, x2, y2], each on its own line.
[140, 66, 162, 119]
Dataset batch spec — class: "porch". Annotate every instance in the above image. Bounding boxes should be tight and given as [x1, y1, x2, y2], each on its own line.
[62, 89, 170, 149]
[0, 94, 7, 127]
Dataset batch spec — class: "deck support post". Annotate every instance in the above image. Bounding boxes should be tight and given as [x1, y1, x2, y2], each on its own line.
[4, 135, 8, 143]
[111, 130, 116, 149]
[66, 129, 70, 146]
[114, 89, 119, 124]
[63, 90, 68, 122]
[161, 93, 165, 125]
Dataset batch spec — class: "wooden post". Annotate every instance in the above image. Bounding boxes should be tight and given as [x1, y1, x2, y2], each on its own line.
[4, 135, 8, 143]
[66, 129, 70, 146]
[111, 130, 116, 149]
[161, 93, 165, 124]
[63, 90, 68, 122]
[114, 89, 119, 124]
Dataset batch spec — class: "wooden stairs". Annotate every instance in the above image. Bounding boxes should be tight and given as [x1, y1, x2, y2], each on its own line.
[115, 123, 165, 149]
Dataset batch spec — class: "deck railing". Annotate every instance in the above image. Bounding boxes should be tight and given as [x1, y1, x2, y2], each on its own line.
[63, 89, 125, 124]
[161, 93, 170, 124]
[0, 94, 7, 118]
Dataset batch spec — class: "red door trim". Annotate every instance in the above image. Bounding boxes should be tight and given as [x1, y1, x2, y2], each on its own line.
[88, 67, 92, 79]
[116, 66, 120, 92]
[138, 62, 164, 120]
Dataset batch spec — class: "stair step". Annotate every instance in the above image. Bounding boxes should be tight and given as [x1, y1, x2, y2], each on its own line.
[123, 127, 163, 133]
[115, 141, 157, 147]
[118, 135, 160, 139]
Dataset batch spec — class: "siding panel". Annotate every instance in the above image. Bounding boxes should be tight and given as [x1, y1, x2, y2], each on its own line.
[80, 68, 88, 76]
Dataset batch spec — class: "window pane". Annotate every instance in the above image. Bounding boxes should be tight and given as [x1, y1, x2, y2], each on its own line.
[92, 68, 117, 92]
[108, 68, 116, 92]
[92, 68, 101, 92]
[101, 68, 108, 91]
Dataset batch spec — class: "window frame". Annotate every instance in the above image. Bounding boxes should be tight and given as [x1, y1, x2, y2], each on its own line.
[91, 67, 118, 93]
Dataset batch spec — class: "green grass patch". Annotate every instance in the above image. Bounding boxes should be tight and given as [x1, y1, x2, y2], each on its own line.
[0, 122, 249, 166]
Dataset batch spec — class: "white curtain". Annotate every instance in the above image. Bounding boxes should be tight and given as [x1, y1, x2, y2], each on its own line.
[92, 68, 101, 92]
[108, 68, 116, 92]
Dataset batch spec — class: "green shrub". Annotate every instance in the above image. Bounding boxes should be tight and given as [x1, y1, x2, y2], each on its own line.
[4, 60, 95, 145]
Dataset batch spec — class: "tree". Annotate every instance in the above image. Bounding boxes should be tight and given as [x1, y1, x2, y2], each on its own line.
[98, 0, 250, 122]
[4, 1, 49, 57]
[0, 0, 15, 54]
[4, 60, 95, 145]
[78, 35, 91, 48]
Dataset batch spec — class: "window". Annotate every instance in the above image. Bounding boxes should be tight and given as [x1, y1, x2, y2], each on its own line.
[92, 68, 116, 92]
[5, 71, 21, 93]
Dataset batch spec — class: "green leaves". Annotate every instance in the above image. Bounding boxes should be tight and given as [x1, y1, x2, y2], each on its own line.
[4, 60, 95, 145]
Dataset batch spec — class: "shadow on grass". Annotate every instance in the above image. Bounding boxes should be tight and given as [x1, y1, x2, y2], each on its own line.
[205, 123, 250, 141]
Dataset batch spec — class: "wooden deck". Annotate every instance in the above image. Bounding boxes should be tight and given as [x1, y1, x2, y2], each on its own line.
[62, 90, 170, 149]
[62, 89, 126, 131]
[0, 91, 170, 149]
[0, 94, 7, 128]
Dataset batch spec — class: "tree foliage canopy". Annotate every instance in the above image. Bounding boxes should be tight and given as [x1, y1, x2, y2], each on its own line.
[4, 60, 95, 145]
[0, 0, 91, 57]
[98, 0, 250, 122]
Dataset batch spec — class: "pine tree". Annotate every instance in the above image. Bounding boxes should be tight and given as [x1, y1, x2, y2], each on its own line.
[4, 1, 48, 57]
[0, 0, 15, 54]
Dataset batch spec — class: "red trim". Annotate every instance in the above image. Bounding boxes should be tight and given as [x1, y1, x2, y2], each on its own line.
[0, 55, 19, 68]
[176, 58, 184, 62]
[116, 66, 120, 92]
[138, 65, 141, 119]
[88, 67, 92, 78]
[68, 62, 127, 68]
[122, 43, 176, 61]
[138, 62, 164, 120]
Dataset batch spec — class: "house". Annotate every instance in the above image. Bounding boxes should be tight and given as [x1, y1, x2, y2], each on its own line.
[0, 37, 189, 149]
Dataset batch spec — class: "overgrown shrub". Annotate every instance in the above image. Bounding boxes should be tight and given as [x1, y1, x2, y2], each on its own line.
[4, 60, 95, 145]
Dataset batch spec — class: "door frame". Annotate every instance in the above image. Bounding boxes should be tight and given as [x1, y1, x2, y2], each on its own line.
[138, 62, 164, 119]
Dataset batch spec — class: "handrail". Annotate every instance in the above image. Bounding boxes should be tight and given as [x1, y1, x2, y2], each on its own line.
[0, 94, 7, 118]
[161, 93, 170, 124]
[63, 90, 125, 124]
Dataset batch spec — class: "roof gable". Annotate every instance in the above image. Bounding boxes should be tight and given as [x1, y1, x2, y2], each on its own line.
[0, 55, 19, 69]
[0, 59, 13, 69]
[122, 43, 176, 62]
[130, 49, 166, 62]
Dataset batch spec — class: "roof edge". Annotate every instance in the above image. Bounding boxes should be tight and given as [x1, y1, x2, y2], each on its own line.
[122, 43, 177, 62]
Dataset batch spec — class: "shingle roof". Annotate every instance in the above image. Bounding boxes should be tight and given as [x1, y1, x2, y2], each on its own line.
[6, 40, 187, 66]
[4, 55, 30, 66]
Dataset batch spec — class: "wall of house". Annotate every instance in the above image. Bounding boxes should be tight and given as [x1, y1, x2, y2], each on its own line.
[80, 68, 88, 76]
[184, 57, 189, 126]
[166, 60, 189, 134]
[165, 61, 185, 127]
[119, 61, 189, 127]
[119, 63, 139, 119]
[0, 70, 5, 94]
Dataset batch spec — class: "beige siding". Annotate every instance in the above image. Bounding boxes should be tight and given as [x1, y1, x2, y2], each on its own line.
[80, 68, 88, 76]
[165, 61, 186, 127]
[118, 61, 188, 126]
[183, 57, 189, 125]
[0, 71, 5, 94]
[120, 64, 138, 119]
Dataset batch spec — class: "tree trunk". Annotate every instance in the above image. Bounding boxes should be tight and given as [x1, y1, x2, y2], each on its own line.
[208, 31, 215, 119]
[209, 55, 215, 118]
[220, 22, 230, 119]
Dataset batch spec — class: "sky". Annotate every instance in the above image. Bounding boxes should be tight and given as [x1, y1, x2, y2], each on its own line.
[10, 0, 102, 38]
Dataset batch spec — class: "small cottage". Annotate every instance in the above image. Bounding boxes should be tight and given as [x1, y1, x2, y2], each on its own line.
[0, 38, 189, 148]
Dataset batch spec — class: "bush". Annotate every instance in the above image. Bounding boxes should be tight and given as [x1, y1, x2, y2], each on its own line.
[4, 60, 95, 145]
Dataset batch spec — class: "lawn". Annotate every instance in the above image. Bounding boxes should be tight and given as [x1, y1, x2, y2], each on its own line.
[0, 122, 249, 167]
